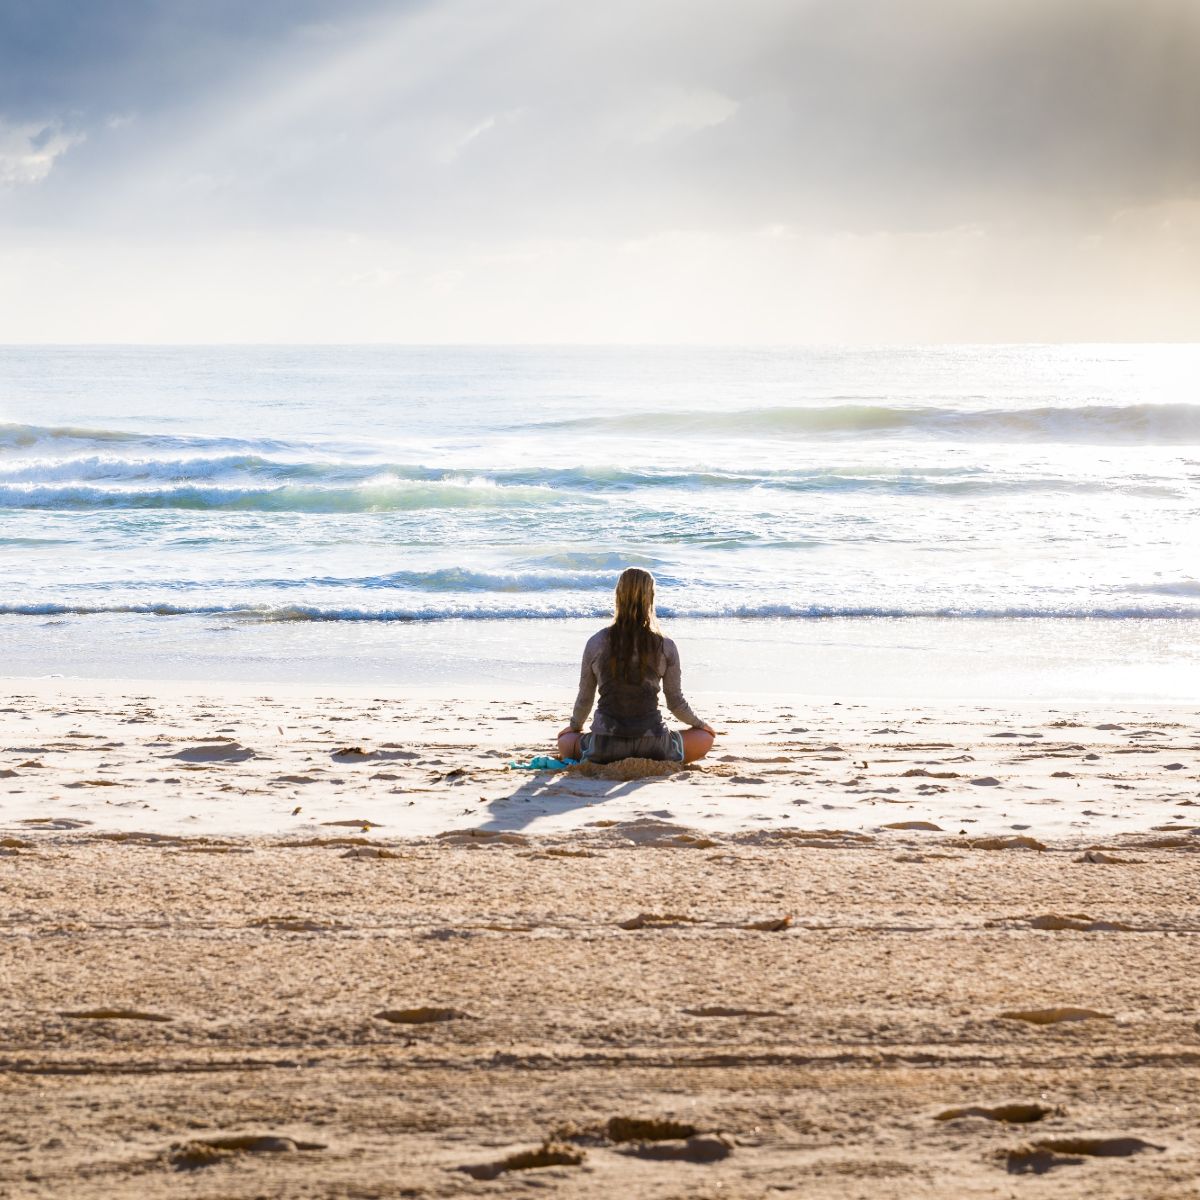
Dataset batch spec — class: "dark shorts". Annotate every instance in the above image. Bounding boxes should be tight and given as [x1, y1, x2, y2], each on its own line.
[578, 729, 685, 765]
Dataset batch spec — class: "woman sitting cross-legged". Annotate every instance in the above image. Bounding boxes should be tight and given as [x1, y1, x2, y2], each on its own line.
[557, 567, 715, 765]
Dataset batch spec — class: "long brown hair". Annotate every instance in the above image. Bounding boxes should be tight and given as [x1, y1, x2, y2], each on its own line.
[608, 567, 664, 682]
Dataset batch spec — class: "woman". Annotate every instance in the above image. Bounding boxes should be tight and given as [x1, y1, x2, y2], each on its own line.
[557, 567, 716, 765]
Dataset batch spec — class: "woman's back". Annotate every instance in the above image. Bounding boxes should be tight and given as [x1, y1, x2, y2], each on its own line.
[558, 566, 714, 767]
[571, 625, 700, 737]
[587, 625, 665, 736]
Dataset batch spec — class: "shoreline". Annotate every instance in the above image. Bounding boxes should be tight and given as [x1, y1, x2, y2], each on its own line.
[3, 614, 1200, 703]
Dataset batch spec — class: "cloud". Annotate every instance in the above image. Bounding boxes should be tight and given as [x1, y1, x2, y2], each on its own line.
[1, 0, 1198, 339]
[5, 0, 1200, 236]
[0, 119, 83, 187]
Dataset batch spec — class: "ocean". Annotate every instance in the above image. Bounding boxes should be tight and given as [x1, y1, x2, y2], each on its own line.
[2, 343, 1198, 698]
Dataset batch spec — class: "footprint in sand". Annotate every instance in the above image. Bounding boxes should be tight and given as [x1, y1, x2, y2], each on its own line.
[548, 1115, 732, 1161]
[743, 915, 793, 931]
[936, 1103, 1060, 1124]
[460, 1142, 585, 1181]
[60, 1008, 172, 1022]
[435, 829, 529, 846]
[618, 913, 697, 930]
[1004, 1137, 1164, 1174]
[375, 1006, 468, 1024]
[616, 1135, 734, 1163]
[167, 742, 255, 763]
[1075, 849, 1138, 864]
[248, 916, 338, 933]
[999, 1007, 1113, 1025]
[683, 1006, 784, 1018]
[606, 1117, 698, 1142]
[965, 835, 1046, 851]
[168, 1135, 326, 1170]
[1026, 913, 1133, 932]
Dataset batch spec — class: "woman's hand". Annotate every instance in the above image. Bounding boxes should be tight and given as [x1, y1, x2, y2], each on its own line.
[697, 721, 716, 737]
[558, 725, 578, 739]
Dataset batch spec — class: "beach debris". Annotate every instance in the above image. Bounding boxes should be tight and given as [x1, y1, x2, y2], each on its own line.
[999, 1007, 1113, 1025]
[375, 1006, 468, 1024]
[341, 846, 397, 859]
[884, 820, 944, 831]
[321, 819, 383, 828]
[900, 769, 959, 778]
[60, 1008, 172, 1022]
[460, 1141, 585, 1181]
[168, 1135, 325, 1170]
[970, 776, 1001, 786]
[936, 1103, 1059, 1124]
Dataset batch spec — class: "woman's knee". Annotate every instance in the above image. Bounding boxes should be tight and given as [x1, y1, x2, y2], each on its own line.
[682, 728, 714, 763]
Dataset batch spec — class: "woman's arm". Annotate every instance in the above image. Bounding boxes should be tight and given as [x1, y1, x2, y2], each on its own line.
[662, 638, 709, 730]
[568, 634, 602, 731]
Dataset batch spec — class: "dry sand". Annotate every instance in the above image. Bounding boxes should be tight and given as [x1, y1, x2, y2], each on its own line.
[2, 679, 1199, 1196]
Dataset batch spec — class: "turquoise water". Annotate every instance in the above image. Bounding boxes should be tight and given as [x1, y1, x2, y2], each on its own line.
[2, 343, 1199, 687]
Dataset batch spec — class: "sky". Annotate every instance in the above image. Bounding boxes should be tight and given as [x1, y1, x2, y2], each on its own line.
[1, 0, 1198, 343]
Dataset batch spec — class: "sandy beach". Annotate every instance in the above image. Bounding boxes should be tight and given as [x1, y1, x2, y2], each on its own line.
[3, 680, 1198, 1197]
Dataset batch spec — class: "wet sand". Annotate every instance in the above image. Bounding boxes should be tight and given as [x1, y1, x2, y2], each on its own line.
[2, 681, 1199, 1196]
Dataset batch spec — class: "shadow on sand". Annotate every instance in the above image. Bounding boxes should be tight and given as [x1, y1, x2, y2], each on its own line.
[472, 770, 669, 834]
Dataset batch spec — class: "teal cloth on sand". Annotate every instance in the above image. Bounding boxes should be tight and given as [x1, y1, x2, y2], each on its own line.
[507, 755, 579, 771]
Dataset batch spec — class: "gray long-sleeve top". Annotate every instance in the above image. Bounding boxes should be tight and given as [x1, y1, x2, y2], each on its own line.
[570, 626, 704, 733]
